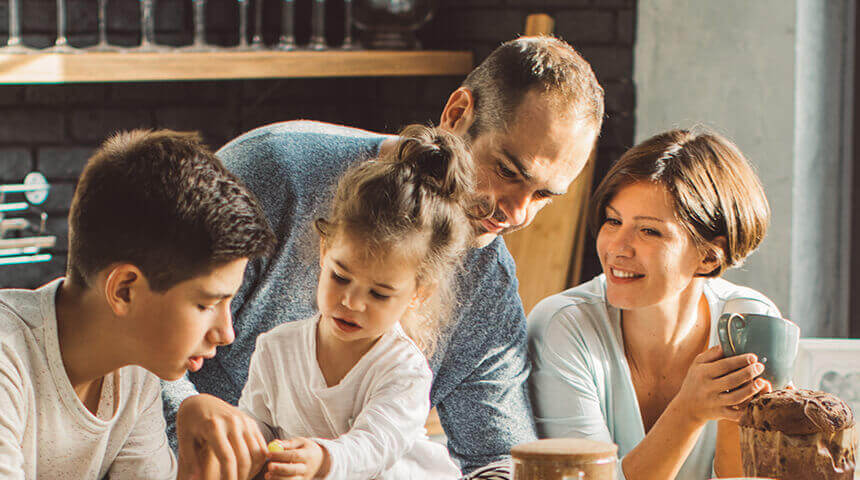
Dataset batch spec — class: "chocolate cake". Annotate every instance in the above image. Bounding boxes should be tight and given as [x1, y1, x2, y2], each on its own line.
[739, 389, 856, 479]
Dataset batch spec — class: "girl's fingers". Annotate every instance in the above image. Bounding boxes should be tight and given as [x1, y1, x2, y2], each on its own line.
[279, 438, 305, 450]
[714, 362, 764, 392]
[265, 474, 304, 480]
[268, 461, 307, 476]
[268, 450, 303, 464]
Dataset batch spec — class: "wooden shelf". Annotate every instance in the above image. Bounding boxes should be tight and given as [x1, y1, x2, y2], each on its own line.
[0, 50, 473, 84]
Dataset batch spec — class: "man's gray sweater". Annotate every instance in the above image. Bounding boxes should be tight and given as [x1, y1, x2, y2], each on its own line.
[161, 121, 537, 473]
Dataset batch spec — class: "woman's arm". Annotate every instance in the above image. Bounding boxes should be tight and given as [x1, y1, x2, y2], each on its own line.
[714, 419, 742, 477]
[622, 347, 767, 480]
[530, 312, 767, 480]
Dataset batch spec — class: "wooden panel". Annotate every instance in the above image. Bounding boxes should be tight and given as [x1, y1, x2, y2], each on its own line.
[505, 145, 597, 315]
[0, 50, 473, 84]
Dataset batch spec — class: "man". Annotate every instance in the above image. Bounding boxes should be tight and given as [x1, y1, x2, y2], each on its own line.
[165, 35, 604, 479]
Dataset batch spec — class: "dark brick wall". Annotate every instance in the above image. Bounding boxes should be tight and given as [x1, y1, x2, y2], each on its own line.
[0, 0, 634, 287]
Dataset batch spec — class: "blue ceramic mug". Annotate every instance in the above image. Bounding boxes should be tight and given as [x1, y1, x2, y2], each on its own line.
[717, 313, 800, 389]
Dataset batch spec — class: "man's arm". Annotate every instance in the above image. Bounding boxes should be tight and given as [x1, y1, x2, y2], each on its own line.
[435, 286, 537, 474]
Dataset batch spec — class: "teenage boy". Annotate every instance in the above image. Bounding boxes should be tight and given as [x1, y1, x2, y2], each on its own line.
[168, 35, 605, 478]
[0, 130, 275, 479]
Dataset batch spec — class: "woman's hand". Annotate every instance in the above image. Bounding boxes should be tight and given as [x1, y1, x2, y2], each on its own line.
[264, 438, 330, 480]
[672, 346, 770, 425]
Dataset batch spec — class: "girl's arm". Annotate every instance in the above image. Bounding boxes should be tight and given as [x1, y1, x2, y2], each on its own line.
[311, 365, 440, 480]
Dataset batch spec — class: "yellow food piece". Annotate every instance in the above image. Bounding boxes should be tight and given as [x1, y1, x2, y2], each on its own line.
[267, 440, 284, 452]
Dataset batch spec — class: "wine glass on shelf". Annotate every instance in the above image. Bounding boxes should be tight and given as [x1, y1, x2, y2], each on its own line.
[231, 0, 251, 50]
[308, 0, 327, 50]
[1, 0, 35, 54]
[341, 0, 358, 50]
[133, 0, 169, 52]
[180, 0, 219, 52]
[249, 0, 266, 50]
[88, 0, 123, 52]
[276, 0, 296, 51]
[45, 0, 82, 53]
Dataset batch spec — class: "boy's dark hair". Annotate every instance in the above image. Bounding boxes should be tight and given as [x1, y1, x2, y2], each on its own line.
[67, 129, 275, 291]
[462, 35, 604, 139]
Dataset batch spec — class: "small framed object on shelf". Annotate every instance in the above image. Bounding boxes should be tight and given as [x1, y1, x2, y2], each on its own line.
[794, 338, 860, 416]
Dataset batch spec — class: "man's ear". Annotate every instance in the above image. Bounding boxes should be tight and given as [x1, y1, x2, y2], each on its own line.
[439, 87, 476, 137]
[102, 264, 146, 316]
[697, 236, 727, 275]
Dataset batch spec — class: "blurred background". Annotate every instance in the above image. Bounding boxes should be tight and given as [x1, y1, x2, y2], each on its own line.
[0, 0, 856, 341]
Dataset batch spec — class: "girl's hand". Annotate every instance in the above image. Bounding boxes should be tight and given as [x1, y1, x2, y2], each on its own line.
[672, 346, 770, 424]
[265, 438, 330, 480]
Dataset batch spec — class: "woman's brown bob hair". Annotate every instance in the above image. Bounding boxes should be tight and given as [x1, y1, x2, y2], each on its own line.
[588, 129, 770, 277]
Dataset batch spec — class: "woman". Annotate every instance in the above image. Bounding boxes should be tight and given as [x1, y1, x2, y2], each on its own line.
[528, 129, 780, 479]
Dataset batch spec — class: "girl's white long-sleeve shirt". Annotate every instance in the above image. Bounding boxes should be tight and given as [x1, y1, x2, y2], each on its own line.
[238, 316, 461, 480]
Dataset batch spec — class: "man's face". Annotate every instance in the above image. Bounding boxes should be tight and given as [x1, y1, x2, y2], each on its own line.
[129, 258, 247, 381]
[468, 91, 598, 247]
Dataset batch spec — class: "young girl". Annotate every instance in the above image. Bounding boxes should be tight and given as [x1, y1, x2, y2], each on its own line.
[238, 125, 474, 480]
[528, 129, 780, 480]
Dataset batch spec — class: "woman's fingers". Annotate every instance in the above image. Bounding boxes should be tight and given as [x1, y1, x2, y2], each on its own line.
[707, 352, 758, 379]
[695, 345, 725, 364]
[714, 362, 764, 392]
[720, 406, 745, 422]
[720, 378, 768, 405]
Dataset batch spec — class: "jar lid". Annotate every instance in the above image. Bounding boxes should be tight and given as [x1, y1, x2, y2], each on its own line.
[511, 438, 618, 462]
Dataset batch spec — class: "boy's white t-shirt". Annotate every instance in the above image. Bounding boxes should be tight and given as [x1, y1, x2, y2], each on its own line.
[238, 315, 462, 480]
[0, 279, 177, 480]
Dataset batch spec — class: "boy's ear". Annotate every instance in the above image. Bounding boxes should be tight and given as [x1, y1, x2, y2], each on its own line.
[103, 264, 146, 316]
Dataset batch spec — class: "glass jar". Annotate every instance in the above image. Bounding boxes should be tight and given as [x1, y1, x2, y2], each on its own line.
[511, 439, 618, 480]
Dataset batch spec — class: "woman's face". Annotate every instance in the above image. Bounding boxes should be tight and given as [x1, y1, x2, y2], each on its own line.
[596, 181, 715, 310]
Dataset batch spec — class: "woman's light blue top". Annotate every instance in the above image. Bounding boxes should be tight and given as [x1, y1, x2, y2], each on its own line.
[527, 275, 780, 480]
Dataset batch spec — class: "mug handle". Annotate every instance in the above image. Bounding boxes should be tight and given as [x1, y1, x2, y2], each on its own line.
[719, 313, 746, 355]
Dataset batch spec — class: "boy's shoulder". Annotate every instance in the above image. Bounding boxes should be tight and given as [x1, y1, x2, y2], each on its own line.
[0, 284, 55, 350]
